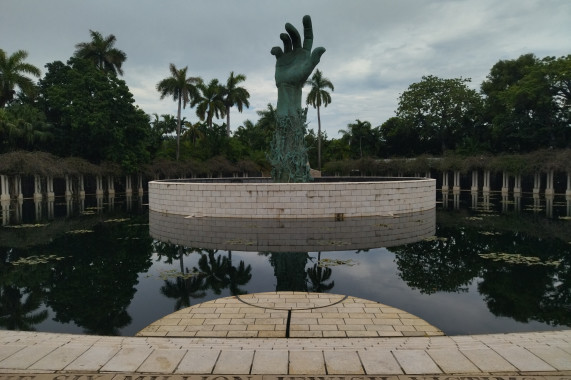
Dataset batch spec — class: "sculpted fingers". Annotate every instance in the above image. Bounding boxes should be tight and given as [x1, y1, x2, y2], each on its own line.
[310, 47, 326, 66]
[302, 15, 314, 51]
[280, 33, 293, 53]
[285, 22, 302, 49]
[271, 46, 284, 59]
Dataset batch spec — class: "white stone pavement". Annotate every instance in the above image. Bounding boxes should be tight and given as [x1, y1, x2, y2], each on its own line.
[1, 329, 570, 376]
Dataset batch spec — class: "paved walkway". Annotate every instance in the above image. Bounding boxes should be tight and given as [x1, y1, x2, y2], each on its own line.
[0, 292, 570, 377]
[136, 292, 444, 338]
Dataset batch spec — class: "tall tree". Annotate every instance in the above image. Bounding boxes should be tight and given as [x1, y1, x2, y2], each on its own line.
[74, 30, 127, 76]
[39, 58, 152, 171]
[194, 79, 226, 128]
[305, 69, 334, 170]
[338, 119, 379, 159]
[481, 54, 570, 152]
[222, 72, 250, 136]
[397, 75, 483, 155]
[256, 103, 277, 137]
[0, 49, 41, 108]
[157, 64, 202, 161]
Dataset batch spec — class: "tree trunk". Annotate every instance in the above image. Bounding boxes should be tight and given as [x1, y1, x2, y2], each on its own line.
[317, 105, 322, 171]
[176, 97, 182, 161]
[226, 106, 231, 136]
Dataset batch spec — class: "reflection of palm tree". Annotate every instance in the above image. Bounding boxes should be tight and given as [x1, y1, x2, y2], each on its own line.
[227, 260, 252, 296]
[160, 272, 206, 311]
[195, 250, 229, 294]
[0, 285, 48, 330]
[153, 242, 198, 274]
[306, 264, 334, 293]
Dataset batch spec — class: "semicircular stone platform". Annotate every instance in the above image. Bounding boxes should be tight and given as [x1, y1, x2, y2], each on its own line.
[137, 291, 444, 338]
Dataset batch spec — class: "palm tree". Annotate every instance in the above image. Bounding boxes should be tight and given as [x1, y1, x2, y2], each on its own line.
[194, 79, 226, 128]
[183, 121, 204, 147]
[157, 64, 202, 160]
[339, 119, 375, 159]
[0, 49, 41, 108]
[305, 69, 334, 171]
[74, 30, 127, 76]
[222, 72, 250, 136]
[256, 103, 277, 137]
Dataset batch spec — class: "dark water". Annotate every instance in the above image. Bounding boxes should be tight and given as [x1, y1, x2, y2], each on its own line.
[0, 192, 570, 336]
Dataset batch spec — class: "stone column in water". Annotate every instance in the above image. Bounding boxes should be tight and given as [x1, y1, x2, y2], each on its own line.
[0, 175, 9, 202]
[268, 15, 326, 183]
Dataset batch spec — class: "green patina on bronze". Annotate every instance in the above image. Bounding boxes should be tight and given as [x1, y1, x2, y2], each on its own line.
[268, 15, 326, 182]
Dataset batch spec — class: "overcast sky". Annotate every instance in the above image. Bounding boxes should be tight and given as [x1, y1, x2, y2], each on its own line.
[2, 0, 570, 138]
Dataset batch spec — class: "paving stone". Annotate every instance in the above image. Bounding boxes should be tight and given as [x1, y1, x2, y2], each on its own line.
[427, 348, 480, 373]
[251, 350, 288, 374]
[493, 346, 555, 371]
[227, 331, 259, 338]
[100, 347, 153, 372]
[324, 351, 364, 374]
[289, 350, 325, 374]
[0, 344, 59, 369]
[175, 349, 220, 374]
[289, 331, 323, 338]
[197, 331, 229, 338]
[0, 345, 25, 362]
[137, 349, 186, 373]
[460, 348, 518, 372]
[213, 350, 254, 374]
[392, 350, 442, 374]
[526, 346, 571, 370]
[29, 345, 90, 371]
[346, 331, 379, 337]
[359, 350, 403, 374]
[203, 318, 232, 325]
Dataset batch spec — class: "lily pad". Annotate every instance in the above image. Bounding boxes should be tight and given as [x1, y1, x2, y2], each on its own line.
[157, 269, 202, 280]
[12, 254, 66, 266]
[318, 258, 358, 268]
[478, 231, 502, 236]
[3, 223, 49, 229]
[423, 236, 448, 242]
[104, 218, 130, 223]
[478, 252, 562, 267]
[66, 229, 94, 234]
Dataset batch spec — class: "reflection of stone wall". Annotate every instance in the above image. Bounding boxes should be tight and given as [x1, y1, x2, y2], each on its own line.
[149, 208, 435, 252]
[148, 178, 435, 219]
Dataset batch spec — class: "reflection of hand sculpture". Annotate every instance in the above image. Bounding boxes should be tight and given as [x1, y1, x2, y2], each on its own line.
[271, 15, 326, 117]
[268, 15, 326, 182]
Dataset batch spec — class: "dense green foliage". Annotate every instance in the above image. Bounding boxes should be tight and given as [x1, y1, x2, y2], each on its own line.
[37, 58, 152, 172]
[1, 34, 569, 174]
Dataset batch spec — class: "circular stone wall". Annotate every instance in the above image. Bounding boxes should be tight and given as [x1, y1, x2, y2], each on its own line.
[148, 177, 435, 219]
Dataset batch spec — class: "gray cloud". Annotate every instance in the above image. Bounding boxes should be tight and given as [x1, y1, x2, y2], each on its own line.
[1, 0, 569, 138]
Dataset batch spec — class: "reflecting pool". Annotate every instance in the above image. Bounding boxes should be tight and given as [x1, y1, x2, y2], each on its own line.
[0, 192, 570, 336]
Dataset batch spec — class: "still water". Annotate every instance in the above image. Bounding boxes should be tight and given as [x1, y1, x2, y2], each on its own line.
[0, 192, 570, 336]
